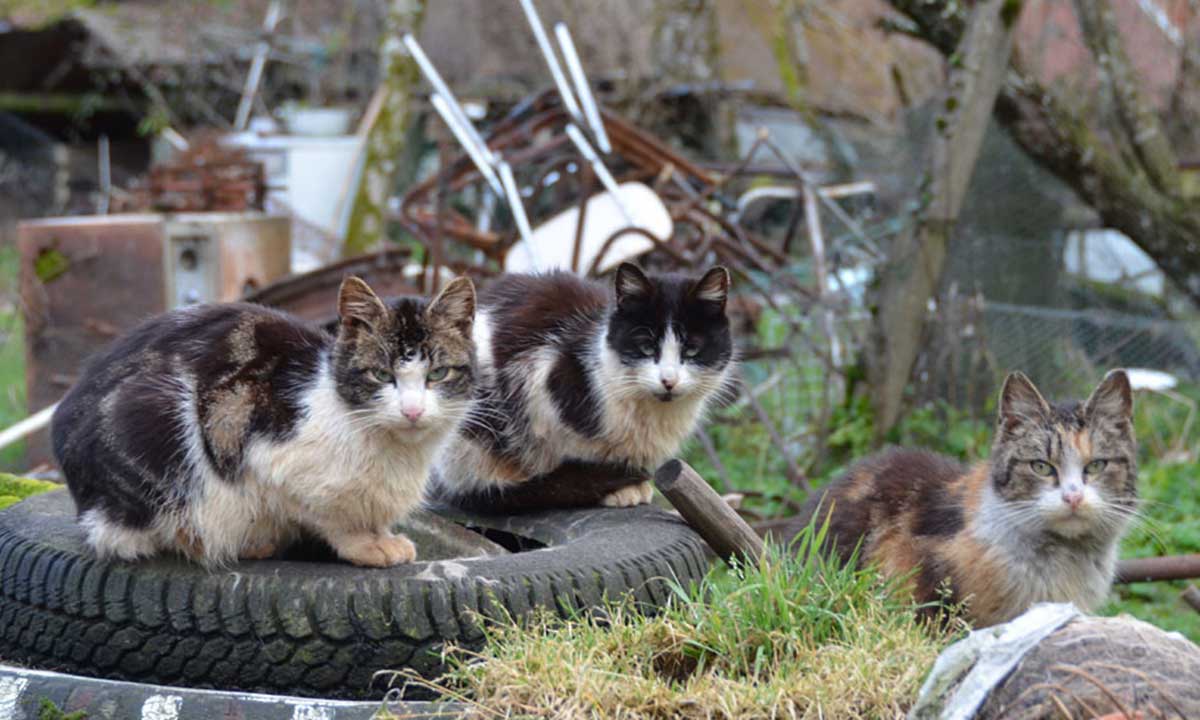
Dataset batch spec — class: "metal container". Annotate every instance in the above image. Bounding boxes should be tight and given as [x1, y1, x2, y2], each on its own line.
[18, 212, 290, 466]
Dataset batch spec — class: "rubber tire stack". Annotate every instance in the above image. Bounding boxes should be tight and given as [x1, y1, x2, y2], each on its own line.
[0, 490, 707, 700]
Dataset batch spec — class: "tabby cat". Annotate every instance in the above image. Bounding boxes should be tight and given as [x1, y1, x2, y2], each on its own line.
[436, 263, 735, 509]
[791, 370, 1137, 626]
[52, 276, 476, 567]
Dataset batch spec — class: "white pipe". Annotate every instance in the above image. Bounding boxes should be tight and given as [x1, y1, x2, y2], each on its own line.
[430, 95, 504, 196]
[564, 124, 633, 224]
[403, 34, 496, 166]
[554, 23, 611, 154]
[517, 0, 583, 121]
[0, 404, 57, 452]
[498, 161, 536, 265]
[160, 127, 189, 152]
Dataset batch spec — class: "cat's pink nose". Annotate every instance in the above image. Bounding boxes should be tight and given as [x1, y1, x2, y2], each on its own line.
[1063, 490, 1084, 510]
[403, 407, 424, 422]
[661, 376, 677, 390]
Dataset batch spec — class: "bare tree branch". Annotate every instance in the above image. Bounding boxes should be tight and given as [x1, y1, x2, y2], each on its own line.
[1070, 0, 1180, 193]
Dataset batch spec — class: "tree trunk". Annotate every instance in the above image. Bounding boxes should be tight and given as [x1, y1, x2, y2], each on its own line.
[867, 0, 1017, 441]
[343, 0, 426, 257]
[887, 0, 1200, 306]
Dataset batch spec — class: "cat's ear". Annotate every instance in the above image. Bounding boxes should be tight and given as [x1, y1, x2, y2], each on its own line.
[998, 371, 1050, 429]
[1085, 369, 1133, 422]
[691, 266, 730, 310]
[614, 263, 653, 308]
[427, 276, 476, 336]
[338, 276, 387, 329]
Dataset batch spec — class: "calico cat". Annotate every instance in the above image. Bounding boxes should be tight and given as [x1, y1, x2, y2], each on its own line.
[436, 263, 735, 509]
[51, 275, 476, 567]
[791, 370, 1137, 626]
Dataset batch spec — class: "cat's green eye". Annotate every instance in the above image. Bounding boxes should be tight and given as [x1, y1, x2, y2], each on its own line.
[1030, 460, 1055, 477]
[637, 342, 656, 357]
[1084, 459, 1108, 474]
[683, 345, 701, 358]
[372, 369, 394, 385]
[427, 366, 450, 382]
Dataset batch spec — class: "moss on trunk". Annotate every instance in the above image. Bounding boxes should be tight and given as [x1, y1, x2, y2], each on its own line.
[343, 0, 427, 257]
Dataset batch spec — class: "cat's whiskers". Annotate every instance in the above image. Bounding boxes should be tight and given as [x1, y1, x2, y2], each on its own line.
[1098, 503, 1161, 538]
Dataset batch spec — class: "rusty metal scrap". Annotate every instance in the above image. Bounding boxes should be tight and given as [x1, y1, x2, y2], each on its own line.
[117, 135, 266, 213]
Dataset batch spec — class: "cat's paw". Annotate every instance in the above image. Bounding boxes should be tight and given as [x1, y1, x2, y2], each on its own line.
[336, 533, 417, 567]
[239, 542, 277, 560]
[601, 481, 654, 508]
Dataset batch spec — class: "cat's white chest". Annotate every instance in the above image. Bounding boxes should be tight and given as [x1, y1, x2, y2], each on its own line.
[597, 394, 707, 467]
[1008, 544, 1115, 613]
[243, 374, 433, 530]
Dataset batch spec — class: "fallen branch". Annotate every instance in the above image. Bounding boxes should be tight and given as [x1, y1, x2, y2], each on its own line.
[1183, 585, 1200, 615]
[654, 459, 765, 566]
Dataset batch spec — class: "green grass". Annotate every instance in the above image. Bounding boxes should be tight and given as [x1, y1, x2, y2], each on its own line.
[37, 698, 87, 720]
[414, 522, 951, 719]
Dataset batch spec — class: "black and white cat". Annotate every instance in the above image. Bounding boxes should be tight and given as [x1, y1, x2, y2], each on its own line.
[436, 263, 735, 508]
[51, 276, 476, 567]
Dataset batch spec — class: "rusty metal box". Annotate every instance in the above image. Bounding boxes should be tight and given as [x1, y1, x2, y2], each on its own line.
[18, 213, 290, 467]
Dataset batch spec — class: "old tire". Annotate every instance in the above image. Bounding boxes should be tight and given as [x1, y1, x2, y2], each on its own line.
[0, 489, 707, 700]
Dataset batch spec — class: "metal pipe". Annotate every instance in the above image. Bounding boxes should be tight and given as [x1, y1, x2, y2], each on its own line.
[554, 22, 611, 154]
[498, 161, 537, 265]
[0, 404, 57, 452]
[97, 135, 110, 215]
[403, 34, 496, 166]
[564, 124, 633, 224]
[430, 94, 503, 196]
[1115, 554, 1200, 583]
[235, 0, 283, 131]
[517, 0, 583, 122]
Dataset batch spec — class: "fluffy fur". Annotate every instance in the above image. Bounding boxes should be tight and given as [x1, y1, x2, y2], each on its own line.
[53, 276, 477, 567]
[791, 370, 1138, 626]
[437, 263, 735, 508]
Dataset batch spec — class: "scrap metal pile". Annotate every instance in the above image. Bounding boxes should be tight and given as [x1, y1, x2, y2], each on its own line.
[400, 91, 802, 288]
[393, 2, 881, 357]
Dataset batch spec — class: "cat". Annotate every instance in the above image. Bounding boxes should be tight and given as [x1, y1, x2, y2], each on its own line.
[435, 263, 735, 510]
[789, 370, 1137, 627]
[51, 275, 476, 567]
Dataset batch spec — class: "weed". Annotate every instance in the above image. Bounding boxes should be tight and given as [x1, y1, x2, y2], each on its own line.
[38, 698, 86, 720]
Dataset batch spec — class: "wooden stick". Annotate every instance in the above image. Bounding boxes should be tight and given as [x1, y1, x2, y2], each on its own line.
[654, 459, 765, 566]
[1183, 585, 1200, 615]
[1114, 554, 1200, 584]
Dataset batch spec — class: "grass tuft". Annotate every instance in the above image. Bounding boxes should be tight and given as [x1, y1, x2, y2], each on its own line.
[416, 521, 951, 719]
